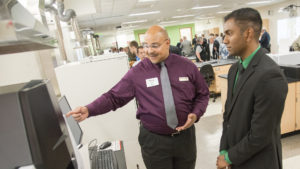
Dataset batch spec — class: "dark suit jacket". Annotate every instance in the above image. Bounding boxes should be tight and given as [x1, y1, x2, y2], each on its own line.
[213, 40, 220, 59]
[169, 45, 181, 56]
[220, 48, 288, 169]
[208, 40, 220, 59]
[259, 32, 270, 49]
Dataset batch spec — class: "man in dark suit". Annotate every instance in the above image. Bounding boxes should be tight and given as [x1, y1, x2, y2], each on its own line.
[217, 8, 288, 169]
[259, 28, 271, 53]
[208, 34, 220, 59]
[176, 38, 183, 52]
[169, 45, 181, 55]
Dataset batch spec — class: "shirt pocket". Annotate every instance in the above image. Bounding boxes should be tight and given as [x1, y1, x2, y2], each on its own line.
[170, 76, 195, 100]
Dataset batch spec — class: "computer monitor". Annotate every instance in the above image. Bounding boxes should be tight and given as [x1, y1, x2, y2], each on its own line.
[0, 80, 76, 169]
[58, 96, 83, 148]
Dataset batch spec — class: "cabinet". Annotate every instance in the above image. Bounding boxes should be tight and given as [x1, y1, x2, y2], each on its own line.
[296, 82, 300, 130]
[281, 83, 296, 134]
[210, 64, 231, 93]
[220, 76, 228, 113]
[280, 82, 300, 134]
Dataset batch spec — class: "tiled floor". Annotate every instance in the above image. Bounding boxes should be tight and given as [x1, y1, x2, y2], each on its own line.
[194, 97, 300, 169]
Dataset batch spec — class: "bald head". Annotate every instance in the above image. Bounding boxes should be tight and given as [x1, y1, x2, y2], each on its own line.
[144, 25, 171, 64]
[145, 25, 169, 40]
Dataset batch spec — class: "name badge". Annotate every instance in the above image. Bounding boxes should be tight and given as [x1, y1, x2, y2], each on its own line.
[179, 77, 189, 82]
[146, 77, 159, 87]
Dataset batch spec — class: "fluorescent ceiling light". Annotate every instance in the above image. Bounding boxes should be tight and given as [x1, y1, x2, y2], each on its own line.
[124, 25, 138, 28]
[195, 16, 215, 20]
[247, 1, 272, 5]
[160, 21, 177, 24]
[33, 33, 46, 37]
[172, 15, 194, 18]
[138, 0, 158, 2]
[192, 5, 221, 10]
[217, 11, 232, 14]
[122, 20, 147, 24]
[129, 11, 160, 16]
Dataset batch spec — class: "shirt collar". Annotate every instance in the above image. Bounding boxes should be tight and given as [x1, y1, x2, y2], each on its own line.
[159, 53, 172, 67]
[239, 45, 261, 69]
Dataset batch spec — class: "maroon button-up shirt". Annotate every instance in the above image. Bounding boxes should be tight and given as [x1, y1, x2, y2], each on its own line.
[87, 53, 209, 134]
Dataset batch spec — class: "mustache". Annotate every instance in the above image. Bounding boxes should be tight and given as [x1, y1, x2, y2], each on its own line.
[148, 52, 158, 57]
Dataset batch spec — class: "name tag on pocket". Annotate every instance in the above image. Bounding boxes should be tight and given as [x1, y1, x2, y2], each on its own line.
[146, 78, 159, 87]
[179, 77, 189, 82]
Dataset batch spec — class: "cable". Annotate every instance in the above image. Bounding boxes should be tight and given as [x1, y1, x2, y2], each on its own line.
[88, 139, 98, 160]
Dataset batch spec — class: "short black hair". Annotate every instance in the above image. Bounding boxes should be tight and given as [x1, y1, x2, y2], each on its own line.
[137, 46, 143, 54]
[129, 40, 139, 48]
[224, 8, 262, 40]
[196, 37, 203, 43]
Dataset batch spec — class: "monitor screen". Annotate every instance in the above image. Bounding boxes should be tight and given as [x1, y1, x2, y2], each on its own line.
[58, 96, 83, 147]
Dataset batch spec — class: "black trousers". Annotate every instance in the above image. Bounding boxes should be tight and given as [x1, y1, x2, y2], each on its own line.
[138, 124, 197, 169]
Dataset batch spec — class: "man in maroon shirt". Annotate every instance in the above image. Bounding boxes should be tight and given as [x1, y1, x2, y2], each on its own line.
[67, 25, 209, 169]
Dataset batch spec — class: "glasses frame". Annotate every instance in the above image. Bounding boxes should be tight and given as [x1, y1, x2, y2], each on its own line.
[143, 39, 169, 49]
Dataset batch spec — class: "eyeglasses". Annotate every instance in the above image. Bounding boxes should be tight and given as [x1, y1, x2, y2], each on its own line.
[143, 39, 169, 49]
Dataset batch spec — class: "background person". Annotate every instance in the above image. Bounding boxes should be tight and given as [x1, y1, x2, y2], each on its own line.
[259, 28, 271, 53]
[180, 36, 192, 56]
[132, 46, 146, 67]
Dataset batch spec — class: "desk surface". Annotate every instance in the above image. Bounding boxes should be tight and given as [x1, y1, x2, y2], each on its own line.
[194, 59, 238, 68]
[187, 56, 196, 60]
[186, 56, 238, 68]
[218, 74, 228, 79]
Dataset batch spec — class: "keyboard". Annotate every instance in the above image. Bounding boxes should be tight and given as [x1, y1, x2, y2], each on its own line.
[89, 147, 118, 169]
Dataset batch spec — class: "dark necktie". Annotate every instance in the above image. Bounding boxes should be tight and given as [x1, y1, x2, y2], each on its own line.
[234, 63, 245, 93]
[160, 62, 178, 129]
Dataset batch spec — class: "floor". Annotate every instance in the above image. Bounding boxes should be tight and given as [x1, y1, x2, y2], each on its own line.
[194, 97, 300, 169]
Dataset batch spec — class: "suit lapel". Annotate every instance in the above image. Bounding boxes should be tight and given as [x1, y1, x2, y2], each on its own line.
[225, 48, 265, 120]
[227, 67, 255, 115]
[227, 63, 237, 103]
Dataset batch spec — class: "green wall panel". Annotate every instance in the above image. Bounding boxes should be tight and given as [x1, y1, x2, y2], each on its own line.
[165, 24, 195, 46]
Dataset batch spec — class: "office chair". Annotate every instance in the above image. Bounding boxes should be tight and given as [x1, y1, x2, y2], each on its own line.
[200, 64, 217, 102]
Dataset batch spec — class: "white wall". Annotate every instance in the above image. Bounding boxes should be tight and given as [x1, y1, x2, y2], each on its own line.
[0, 49, 61, 95]
[258, 0, 300, 53]
[94, 29, 135, 50]
[195, 18, 224, 36]
[37, 50, 61, 95]
[0, 51, 43, 86]
[98, 35, 118, 50]
[116, 30, 135, 48]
